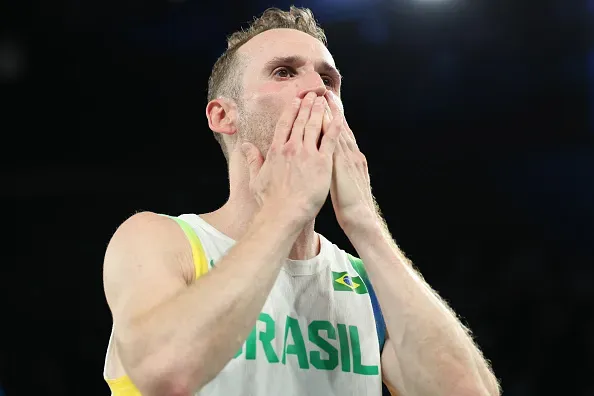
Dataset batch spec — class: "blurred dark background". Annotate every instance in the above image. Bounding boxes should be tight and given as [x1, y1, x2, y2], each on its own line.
[2, 0, 593, 394]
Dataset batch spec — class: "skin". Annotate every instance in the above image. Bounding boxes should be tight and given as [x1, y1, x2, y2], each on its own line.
[206, 27, 500, 396]
[204, 28, 342, 261]
[103, 28, 344, 396]
[103, 27, 500, 396]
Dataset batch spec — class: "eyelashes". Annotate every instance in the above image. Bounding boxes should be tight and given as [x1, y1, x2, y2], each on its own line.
[272, 66, 336, 88]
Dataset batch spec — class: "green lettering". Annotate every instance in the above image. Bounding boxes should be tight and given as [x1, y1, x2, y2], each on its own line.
[258, 313, 279, 363]
[282, 316, 310, 369]
[349, 325, 379, 375]
[337, 323, 351, 372]
[308, 321, 338, 371]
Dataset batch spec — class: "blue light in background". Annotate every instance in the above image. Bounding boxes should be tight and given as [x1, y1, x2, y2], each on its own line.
[301, 0, 383, 23]
[358, 11, 389, 44]
[589, 51, 594, 135]
[590, 1, 594, 135]
[122, 0, 385, 53]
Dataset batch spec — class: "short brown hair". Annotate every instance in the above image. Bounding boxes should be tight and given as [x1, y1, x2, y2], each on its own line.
[207, 6, 328, 164]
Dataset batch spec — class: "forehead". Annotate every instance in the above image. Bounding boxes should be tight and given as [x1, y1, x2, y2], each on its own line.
[237, 28, 336, 70]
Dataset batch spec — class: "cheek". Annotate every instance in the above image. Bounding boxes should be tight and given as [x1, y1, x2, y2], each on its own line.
[248, 82, 299, 111]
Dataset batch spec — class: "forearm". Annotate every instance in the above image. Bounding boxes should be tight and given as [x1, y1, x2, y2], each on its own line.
[121, 205, 304, 395]
[345, 217, 498, 396]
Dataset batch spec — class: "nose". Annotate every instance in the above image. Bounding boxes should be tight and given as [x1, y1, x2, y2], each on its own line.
[296, 71, 328, 99]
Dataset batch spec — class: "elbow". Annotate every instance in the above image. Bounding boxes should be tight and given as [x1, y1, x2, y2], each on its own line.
[116, 335, 205, 395]
[152, 379, 194, 396]
[131, 349, 215, 396]
[116, 331, 211, 395]
[133, 358, 196, 396]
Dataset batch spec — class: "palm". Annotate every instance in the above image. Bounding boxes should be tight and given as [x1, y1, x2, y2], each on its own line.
[330, 140, 374, 229]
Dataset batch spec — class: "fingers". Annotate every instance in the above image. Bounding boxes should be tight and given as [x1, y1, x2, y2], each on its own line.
[343, 118, 358, 147]
[272, 97, 302, 147]
[289, 92, 317, 144]
[325, 91, 343, 118]
[325, 91, 358, 151]
[320, 105, 332, 149]
[319, 111, 343, 157]
[342, 119, 358, 151]
[241, 142, 264, 183]
[304, 96, 326, 150]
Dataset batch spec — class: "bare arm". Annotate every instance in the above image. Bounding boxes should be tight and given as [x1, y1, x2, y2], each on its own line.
[103, 208, 303, 396]
[103, 92, 342, 396]
[320, 90, 499, 396]
[346, 220, 500, 396]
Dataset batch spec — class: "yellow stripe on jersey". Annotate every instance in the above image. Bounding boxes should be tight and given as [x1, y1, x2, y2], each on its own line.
[105, 376, 141, 396]
[105, 215, 208, 395]
[166, 215, 209, 279]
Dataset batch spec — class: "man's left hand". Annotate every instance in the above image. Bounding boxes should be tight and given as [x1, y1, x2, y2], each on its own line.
[324, 92, 379, 233]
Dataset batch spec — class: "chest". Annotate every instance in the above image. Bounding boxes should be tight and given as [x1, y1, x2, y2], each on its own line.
[233, 269, 381, 376]
[199, 248, 383, 395]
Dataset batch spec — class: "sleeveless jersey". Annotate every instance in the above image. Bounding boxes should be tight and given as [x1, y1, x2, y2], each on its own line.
[104, 213, 387, 395]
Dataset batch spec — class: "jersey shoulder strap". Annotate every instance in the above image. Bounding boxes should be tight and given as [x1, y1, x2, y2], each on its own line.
[105, 215, 210, 396]
[347, 254, 386, 351]
[160, 214, 209, 279]
[347, 254, 391, 396]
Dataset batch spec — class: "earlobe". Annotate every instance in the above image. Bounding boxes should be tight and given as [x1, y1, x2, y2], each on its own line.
[206, 99, 237, 136]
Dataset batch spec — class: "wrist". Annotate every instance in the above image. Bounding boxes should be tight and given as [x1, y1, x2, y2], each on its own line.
[339, 206, 383, 236]
[256, 200, 309, 235]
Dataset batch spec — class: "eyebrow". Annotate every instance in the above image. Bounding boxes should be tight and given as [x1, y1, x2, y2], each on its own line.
[264, 55, 342, 82]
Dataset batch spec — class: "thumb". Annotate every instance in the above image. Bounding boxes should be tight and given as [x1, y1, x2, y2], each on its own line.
[241, 143, 264, 181]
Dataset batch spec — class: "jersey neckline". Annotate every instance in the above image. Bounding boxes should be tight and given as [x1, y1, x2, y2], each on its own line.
[182, 213, 331, 276]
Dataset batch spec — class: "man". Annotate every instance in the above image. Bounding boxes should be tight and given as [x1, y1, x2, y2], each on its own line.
[102, 6, 500, 396]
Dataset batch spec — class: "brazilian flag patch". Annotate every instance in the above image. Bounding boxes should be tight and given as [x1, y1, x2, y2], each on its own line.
[332, 271, 368, 294]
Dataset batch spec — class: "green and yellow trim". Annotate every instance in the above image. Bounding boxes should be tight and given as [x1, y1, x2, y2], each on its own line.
[105, 215, 208, 395]
[105, 375, 142, 396]
[164, 215, 209, 279]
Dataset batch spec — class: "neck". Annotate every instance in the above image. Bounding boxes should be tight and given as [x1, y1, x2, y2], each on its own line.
[200, 150, 320, 260]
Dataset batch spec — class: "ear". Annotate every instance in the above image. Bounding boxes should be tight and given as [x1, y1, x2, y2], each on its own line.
[206, 98, 238, 136]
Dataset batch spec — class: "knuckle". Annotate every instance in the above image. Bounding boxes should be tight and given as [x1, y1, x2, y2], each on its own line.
[276, 119, 292, 131]
[301, 146, 315, 157]
[282, 142, 298, 156]
[315, 155, 329, 167]
[292, 115, 306, 126]
[312, 100, 324, 111]
[305, 122, 320, 133]
[332, 121, 344, 134]
[357, 152, 368, 167]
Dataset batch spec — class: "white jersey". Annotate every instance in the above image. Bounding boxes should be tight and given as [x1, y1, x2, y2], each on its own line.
[104, 213, 386, 396]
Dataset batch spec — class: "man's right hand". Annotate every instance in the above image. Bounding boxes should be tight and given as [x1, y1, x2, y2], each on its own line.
[241, 92, 344, 225]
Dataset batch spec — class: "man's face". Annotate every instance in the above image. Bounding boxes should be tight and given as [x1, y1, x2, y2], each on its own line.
[234, 28, 342, 156]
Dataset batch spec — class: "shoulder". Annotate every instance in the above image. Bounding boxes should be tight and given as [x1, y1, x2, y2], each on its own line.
[103, 211, 195, 285]
[106, 211, 188, 253]
[113, 210, 177, 233]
